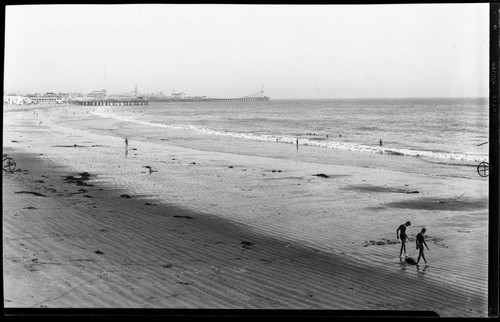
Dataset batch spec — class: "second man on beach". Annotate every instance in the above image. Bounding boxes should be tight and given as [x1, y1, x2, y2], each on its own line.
[396, 221, 412, 257]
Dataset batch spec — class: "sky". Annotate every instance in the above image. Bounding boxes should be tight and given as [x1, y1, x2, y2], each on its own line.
[4, 4, 489, 99]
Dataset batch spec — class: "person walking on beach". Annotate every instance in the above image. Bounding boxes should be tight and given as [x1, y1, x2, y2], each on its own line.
[296, 138, 299, 149]
[125, 138, 129, 157]
[379, 139, 383, 146]
[416, 228, 429, 265]
[397, 221, 411, 257]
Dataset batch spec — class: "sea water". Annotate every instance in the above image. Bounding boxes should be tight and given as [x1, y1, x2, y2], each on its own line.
[92, 97, 489, 165]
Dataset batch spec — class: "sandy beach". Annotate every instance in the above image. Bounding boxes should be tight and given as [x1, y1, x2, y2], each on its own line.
[3, 103, 489, 316]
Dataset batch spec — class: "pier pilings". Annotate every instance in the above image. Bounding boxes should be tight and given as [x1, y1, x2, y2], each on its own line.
[70, 99, 149, 106]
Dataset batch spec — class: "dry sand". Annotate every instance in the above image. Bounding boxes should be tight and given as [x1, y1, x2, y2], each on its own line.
[3, 103, 489, 316]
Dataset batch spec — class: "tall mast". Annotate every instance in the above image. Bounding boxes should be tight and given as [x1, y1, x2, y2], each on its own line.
[104, 60, 107, 91]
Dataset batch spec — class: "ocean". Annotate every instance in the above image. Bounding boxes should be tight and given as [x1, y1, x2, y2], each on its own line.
[92, 97, 489, 167]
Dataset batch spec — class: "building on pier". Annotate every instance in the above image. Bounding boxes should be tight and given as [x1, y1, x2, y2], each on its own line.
[87, 90, 107, 99]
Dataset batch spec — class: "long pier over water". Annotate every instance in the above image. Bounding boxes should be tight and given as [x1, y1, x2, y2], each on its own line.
[69, 91, 269, 106]
[147, 96, 269, 103]
[148, 89, 270, 103]
[70, 99, 149, 106]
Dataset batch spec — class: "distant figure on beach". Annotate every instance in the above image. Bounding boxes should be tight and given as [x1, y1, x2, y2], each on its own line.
[379, 139, 383, 146]
[296, 138, 299, 149]
[326, 134, 329, 138]
[397, 221, 411, 257]
[416, 228, 429, 265]
[125, 138, 129, 157]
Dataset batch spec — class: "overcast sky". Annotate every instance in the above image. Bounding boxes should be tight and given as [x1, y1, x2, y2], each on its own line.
[4, 4, 489, 99]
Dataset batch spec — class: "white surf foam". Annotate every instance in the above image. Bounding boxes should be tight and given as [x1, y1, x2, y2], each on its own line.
[92, 108, 489, 163]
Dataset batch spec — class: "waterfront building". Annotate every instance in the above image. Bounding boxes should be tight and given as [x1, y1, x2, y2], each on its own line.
[3, 95, 27, 105]
[29, 96, 62, 104]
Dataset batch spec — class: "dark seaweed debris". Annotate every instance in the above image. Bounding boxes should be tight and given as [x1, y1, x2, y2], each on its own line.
[241, 241, 254, 252]
[405, 257, 417, 265]
[173, 215, 194, 219]
[15, 191, 47, 197]
[363, 238, 399, 247]
[63, 172, 93, 186]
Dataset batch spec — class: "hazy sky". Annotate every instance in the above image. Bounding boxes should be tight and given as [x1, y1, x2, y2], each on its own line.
[4, 4, 489, 99]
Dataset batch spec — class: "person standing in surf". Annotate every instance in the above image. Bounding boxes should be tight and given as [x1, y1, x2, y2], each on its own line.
[416, 228, 429, 265]
[125, 138, 129, 158]
[396, 221, 411, 257]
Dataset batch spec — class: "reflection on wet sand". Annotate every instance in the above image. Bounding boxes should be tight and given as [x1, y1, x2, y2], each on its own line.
[399, 257, 428, 277]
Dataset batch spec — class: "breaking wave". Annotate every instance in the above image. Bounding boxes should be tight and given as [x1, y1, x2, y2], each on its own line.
[92, 108, 488, 163]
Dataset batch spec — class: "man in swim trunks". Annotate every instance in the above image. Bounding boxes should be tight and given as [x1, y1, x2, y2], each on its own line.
[416, 228, 429, 265]
[396, 221, 411, 257]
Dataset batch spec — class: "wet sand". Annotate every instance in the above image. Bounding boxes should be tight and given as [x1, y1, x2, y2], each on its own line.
[3, 103, 489, 316]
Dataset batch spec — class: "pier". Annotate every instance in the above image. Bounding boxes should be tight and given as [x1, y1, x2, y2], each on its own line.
[146, 89, 270, 103]
[70, 99, 149, 106]
[68, 89, 269, 105]
[147, 96, 269, 103]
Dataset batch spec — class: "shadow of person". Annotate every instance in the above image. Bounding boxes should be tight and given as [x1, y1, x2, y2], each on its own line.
[399, 257, 408, 270]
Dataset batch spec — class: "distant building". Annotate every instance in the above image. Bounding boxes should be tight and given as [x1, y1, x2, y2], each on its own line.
[3, 95, 27, 105]
[172, 92, 185, 99]
[29, 96, 62, 104]
[87, 90, 107, 99]
[56, 92, 81, 102]
[28, 92, 63, 104]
